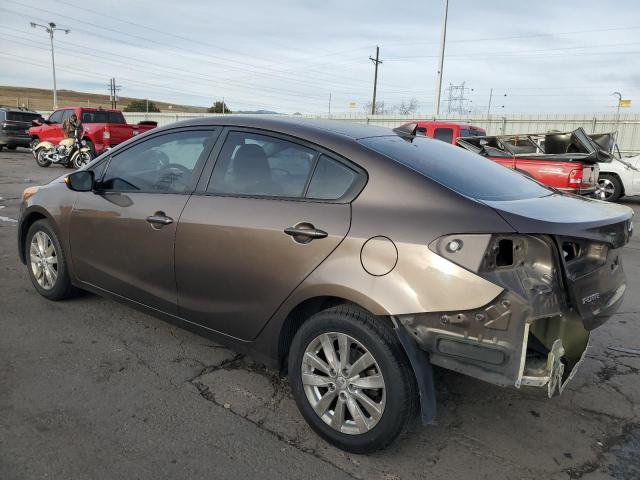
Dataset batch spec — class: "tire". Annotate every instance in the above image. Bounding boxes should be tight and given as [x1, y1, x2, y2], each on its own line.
[595, 173, 623, 202]
[35, 149, 51, 167]
[7, 145, 17, 150]
[72, 151, 93, 169]
[84, 140, 96, 157]
[288, 304, 418, 453]
[25, 219, 78, 300]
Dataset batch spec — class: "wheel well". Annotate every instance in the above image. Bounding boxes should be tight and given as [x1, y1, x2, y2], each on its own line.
[600, 172, 625, 195]
[18, 211, 47, 263]
[278, 296, 353, 370]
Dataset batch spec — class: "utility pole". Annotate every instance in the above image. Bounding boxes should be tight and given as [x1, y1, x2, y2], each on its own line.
[369, 46, 382, 115]
[434, 0, 449, 115]
[30, 21, 70, 109]
[108, 78, 121, 109]
[328, 92, 332, 117]
[487, 89, 507, 115]
[222, 96, 225, 114]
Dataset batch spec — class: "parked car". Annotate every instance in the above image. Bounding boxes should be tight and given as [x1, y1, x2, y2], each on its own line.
[28, 107, 157, 156]
[589, 132, 640, 201]
[0, 107, 44, 152]
[406, 121, 607, 195]
[18, 117, 633, 453]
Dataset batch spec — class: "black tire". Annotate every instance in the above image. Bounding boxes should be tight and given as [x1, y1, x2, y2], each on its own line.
[35, 149, 51, 167]
[25, 219, 78, 300]
[84, 140, 96, 157]
[7, 145, 17, 150]
[288, 304, 418, 453]
[596, 173, 623, 202]
[72, 151, 93, 169]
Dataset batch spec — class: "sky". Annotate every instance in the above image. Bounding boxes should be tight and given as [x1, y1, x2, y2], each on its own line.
[1, 0, 639, 114]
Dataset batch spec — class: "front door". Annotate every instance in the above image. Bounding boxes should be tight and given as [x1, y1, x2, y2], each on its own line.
[69, 128, 219, 313]
[175, 130, 358, 340]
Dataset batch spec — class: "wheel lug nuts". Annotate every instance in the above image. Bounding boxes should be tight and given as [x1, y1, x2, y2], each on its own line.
[329, 383, 336, 391]
[329, 369, 336, 377]
[339, 391, 347, 400]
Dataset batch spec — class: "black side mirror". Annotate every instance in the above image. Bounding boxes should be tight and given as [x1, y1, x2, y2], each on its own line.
[65, 170, 94, 192]
[31, 119, 43, 127]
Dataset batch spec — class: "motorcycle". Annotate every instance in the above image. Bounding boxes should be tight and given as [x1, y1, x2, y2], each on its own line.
[32, 125, 93, 169]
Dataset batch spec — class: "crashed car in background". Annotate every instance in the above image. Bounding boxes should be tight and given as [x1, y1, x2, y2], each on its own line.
[454, 127, 613, 196]
[590, 132, 640, 202]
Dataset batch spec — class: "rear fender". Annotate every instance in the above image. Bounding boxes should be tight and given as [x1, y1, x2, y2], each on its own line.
[34, 141, 54, 151]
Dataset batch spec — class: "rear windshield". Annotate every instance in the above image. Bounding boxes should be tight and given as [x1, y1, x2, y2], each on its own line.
[6, 111, 42, 123]
[359, 135, 551, 201]
[81, 111, 126, 124]
[460, 128, 484, 137]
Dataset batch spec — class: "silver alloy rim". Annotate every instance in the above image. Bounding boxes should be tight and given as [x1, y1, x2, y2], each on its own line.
[30, 231, 58, 290]
[595, 178, 615, 200]
[301, 332, 386, 435]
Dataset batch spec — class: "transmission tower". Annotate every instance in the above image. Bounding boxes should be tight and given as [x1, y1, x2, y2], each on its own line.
[444, 82, 472, 114]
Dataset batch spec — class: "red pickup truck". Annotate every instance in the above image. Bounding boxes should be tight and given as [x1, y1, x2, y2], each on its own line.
[402, 121, 609, 195]
[29, 107, 156, 156]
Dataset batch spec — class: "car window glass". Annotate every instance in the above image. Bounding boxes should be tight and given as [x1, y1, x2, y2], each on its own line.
[434, 128, 454, 143]
[61, 110, 74, 122]
[100, 130, 215, 193]
[359, 135, 551, 201]
[90, 158, 109, 181]
[208, 131, 315, 198]
[48, 110, 63, 124]
[81, 111, 110, 123]
[415, 127, 427, 136]
[108, 112, 126, 124]
[306, 155, 357, 200]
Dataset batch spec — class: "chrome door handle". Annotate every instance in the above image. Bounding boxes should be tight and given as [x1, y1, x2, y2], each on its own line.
[284, 225, 328, 240]
[146, 213, 173, 226]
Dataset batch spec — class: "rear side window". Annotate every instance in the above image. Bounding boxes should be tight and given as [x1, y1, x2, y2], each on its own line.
[81, 111, 125, 123]
[307, 155, 357, 200]
[108, 112, 126, 124]
[208, 131, 315, 198]
[359, 135, 551, 201]
[6, 111, 41, 122]
[434, 128, 454, 143]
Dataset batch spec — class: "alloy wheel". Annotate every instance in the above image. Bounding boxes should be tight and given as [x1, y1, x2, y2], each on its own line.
[30, 231, 58, 290]
[595, 178, 615, 200]
[301, 332, 386, 435]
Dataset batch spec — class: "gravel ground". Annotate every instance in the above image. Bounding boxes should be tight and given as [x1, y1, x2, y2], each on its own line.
[1, 149, 639, 480]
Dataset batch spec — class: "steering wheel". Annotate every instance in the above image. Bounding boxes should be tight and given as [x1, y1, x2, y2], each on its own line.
[271, 167, 290, 178]
[164, 163, 191, 175]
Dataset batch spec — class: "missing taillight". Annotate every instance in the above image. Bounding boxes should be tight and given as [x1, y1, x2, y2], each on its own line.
[496, 239, 514, 267]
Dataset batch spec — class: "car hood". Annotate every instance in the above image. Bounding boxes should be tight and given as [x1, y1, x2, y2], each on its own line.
[483, 193, 634, 247]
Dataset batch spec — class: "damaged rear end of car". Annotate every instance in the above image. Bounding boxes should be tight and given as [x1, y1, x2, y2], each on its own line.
[399, 199, 633, 397]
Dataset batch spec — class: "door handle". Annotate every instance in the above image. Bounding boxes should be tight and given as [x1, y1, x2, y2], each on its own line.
[284, 224, 328, 241]
[146, 212, 173, 227]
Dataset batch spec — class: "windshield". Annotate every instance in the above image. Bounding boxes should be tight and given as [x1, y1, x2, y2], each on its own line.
[81, 111, 126, 124]
[359, 135, 551, 201]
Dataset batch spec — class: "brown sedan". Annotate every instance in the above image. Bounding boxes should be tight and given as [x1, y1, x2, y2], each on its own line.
[18, 116, 633, 452]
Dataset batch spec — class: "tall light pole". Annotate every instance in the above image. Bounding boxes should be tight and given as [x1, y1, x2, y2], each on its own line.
[434, 0, 449, 115]
[30, 21, 70, 109]
[612, 91, 622, 133]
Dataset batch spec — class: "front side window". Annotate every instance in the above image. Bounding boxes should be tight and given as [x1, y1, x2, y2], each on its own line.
[48, 110, 64, 124]
[434, 128, 454, 144]
[61, 109, 74, 122]
[208, 131, 315, 198]
[100, 130, 215, 193]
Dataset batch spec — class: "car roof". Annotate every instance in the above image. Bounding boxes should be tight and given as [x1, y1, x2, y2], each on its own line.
[165, 115, 394, 141]
[414, 121, 484, 129]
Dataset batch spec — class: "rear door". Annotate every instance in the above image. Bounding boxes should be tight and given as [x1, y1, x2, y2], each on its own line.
[69, 127, 220, 313]
[175, 129, 359, 340]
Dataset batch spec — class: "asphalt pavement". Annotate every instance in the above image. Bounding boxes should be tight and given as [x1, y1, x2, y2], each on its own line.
[1, 149, 639, 480]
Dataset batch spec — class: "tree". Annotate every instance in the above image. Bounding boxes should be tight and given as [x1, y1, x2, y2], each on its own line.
[363, 100, 388, 115]
[395, 97, 419, 115]
[207, 101, 232, 113]
[123, 99, 160, 112]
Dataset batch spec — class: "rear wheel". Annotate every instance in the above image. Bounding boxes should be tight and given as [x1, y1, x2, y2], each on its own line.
[288, 304, 418, 453]
[25, 219, 77, 300]
[595, 174, 622, 202]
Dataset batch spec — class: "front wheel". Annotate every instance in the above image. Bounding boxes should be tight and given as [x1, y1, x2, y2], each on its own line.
[25, 219, 78, 300]
[288, 304, 418, 453]
[595, 174, 623, 202]
[72, 151, 93, 169]
[35, 149, 51, 167]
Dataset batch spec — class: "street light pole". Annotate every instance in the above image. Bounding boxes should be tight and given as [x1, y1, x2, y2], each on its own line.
[434, 0, 449, 115]
[30, 21, 70, 109]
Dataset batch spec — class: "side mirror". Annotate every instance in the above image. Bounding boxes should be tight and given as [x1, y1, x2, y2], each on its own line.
[65, 170, 94, 192]
[32, 119, 43, 127]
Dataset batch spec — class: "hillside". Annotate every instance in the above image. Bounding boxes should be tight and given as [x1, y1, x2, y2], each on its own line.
[0, 85, 209, 113]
